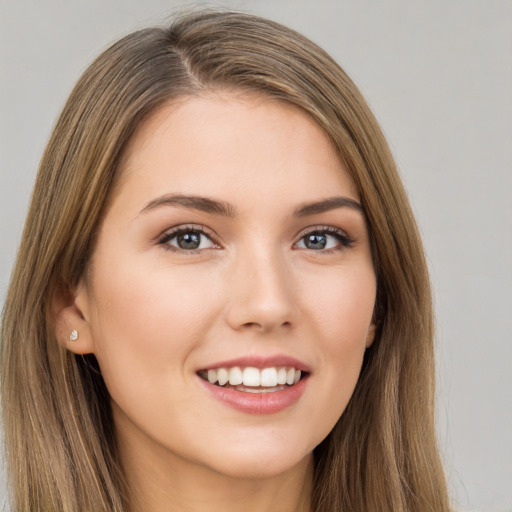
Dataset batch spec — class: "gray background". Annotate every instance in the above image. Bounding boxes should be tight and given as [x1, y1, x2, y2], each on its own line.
[1, 1, 511, 510]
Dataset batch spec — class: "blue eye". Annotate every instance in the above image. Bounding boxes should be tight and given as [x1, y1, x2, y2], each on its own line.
[159, 227, 216, 251]
[295, 228, 354, 251]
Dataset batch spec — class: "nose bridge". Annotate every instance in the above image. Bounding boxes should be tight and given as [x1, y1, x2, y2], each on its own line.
[226, 240, 296, 332]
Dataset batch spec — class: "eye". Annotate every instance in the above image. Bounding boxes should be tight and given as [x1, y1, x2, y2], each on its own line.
[295, 227, 354, 252]
[159, 226, 218, 252]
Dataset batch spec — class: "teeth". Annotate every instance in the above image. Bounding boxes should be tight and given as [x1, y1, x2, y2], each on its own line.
[201, 366, 303, 388]
[261, 367, 277, 387]
[277, 367, 288, 385]
[229, 367, 243, 386]
[217, 368, 229, 386]
[243, 367, 261, 386]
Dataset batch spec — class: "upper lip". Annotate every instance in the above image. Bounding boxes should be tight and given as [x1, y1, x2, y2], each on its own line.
[198, 355, 310, 373]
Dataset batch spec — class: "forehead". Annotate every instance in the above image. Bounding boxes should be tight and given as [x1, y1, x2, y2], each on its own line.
[113, 91, 359, 212]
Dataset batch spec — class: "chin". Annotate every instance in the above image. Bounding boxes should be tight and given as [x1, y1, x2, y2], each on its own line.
[209, 451, 312, 480]
[196, 436, 315, 480]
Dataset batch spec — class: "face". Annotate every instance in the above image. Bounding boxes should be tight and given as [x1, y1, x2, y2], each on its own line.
[71, 92, 376, 481]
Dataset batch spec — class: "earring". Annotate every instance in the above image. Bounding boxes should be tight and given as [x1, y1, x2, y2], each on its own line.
[69, 329, 79, 341]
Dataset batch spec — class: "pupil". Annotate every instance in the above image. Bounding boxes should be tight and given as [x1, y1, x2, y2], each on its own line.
[178, 232, 200, 249]
[306, 234, 326, 250]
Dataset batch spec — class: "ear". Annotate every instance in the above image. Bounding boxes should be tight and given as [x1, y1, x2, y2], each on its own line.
[52, 281, 95, 355]
[366, 322, 376, 348]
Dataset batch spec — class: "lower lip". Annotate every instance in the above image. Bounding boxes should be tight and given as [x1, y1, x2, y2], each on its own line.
[198, 376, 309, 414]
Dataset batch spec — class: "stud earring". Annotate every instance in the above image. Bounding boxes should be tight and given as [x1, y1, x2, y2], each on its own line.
[69, 329, 79, 341]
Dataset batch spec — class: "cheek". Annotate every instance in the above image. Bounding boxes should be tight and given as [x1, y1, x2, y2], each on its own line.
[308, 265, 376, 343]
[86, 256, 224, 393]
[305, 264, 375, 395]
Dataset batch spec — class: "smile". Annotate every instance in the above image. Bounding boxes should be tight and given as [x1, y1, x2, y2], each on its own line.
[198, 366, 303, 393]
[196, 356, 310, 414]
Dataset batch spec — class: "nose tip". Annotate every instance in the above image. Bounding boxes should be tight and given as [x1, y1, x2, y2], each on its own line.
[225, 254, 297, 334]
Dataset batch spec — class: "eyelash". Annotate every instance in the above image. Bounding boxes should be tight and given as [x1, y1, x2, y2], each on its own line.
[158, 225, 219, 253]
[296, 226, 355, 253]
[157, 225, 355, 253]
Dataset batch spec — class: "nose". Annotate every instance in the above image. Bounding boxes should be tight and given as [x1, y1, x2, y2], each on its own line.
[225, 246, 297, 334]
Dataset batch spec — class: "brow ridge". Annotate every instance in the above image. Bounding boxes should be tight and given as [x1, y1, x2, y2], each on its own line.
[294, 196, 363, 217]
[140, 194, 362, 218]
[140, 194, 236, 217]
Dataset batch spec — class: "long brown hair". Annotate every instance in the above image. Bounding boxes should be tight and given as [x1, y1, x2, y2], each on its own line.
[1, 10, 450, 511]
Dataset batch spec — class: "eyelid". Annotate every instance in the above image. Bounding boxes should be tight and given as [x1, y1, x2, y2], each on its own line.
[157, 224, 222, 250]
[293, 225, 355, 250]
[155, 223, 354, 253]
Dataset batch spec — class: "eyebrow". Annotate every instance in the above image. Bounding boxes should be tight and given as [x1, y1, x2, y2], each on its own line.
[140, 194, 237, 217]
[293, 196, 363, 216]
[139, 194, 363, 217]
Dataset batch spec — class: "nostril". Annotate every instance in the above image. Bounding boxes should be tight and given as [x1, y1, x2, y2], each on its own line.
[240, 320, 292, 332]
[242, 322, 260, 328]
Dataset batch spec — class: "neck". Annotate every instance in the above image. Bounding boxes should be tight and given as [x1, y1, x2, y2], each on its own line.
[116, 416, 314, 512]
[125, 451, 314, 512]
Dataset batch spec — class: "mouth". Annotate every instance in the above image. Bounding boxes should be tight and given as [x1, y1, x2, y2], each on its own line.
[197, 366, 307, 394]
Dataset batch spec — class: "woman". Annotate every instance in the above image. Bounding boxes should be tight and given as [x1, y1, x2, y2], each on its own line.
[1, 10, 451, 512]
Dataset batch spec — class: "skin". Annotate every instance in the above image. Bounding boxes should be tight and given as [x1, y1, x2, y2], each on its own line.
[58, 91, 377, 512]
